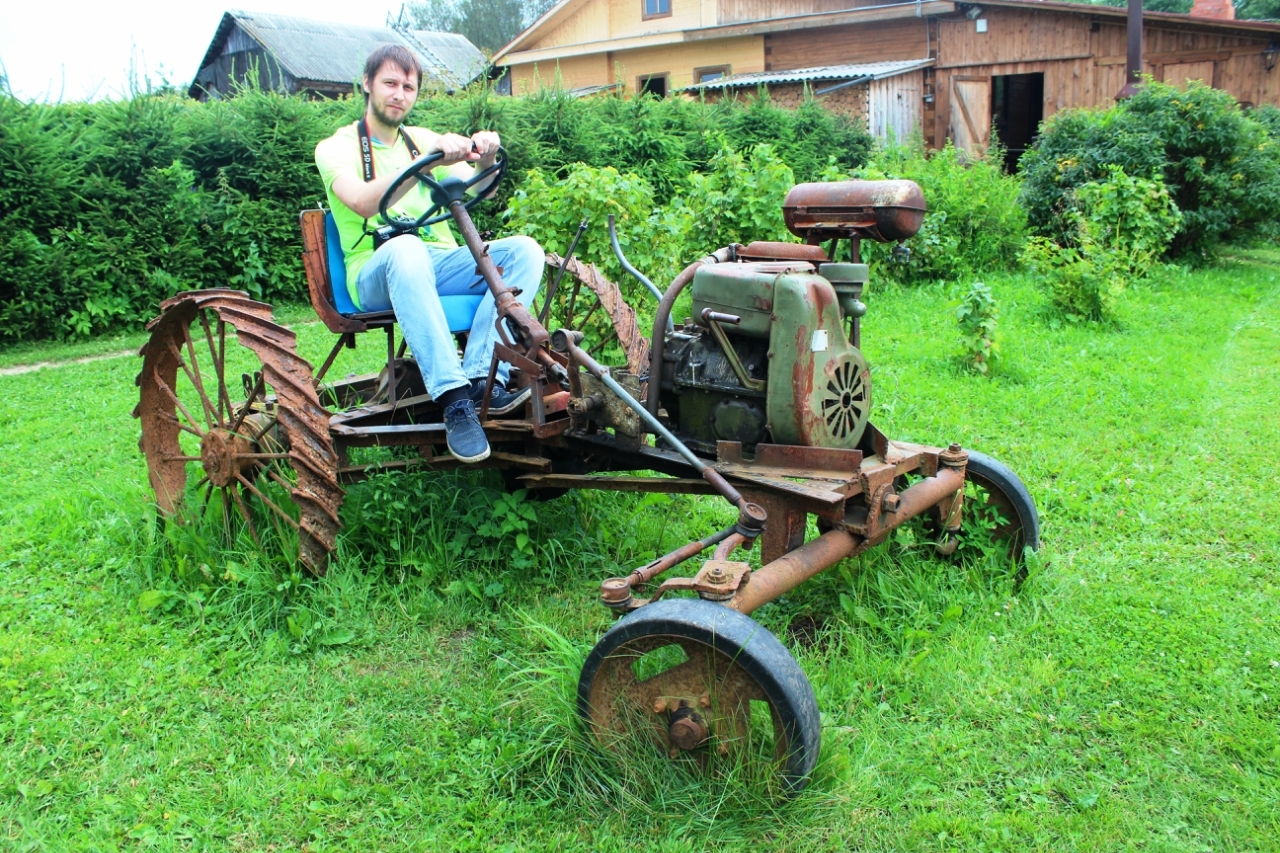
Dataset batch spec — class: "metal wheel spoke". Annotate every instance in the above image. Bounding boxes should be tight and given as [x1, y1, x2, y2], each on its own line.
[237, 473, 300, 531]
[163, 454, 203, 463]
[199, 311, 234, 424]
[228, 373, 265, 436]
[180, 323, 221, 429]
[154, 376, 205, 437]
[229, 484, 261, 546]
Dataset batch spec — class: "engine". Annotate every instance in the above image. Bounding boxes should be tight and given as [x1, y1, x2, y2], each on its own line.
[657, 180, 925, 455]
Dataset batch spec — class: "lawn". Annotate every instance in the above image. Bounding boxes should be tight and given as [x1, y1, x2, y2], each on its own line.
[0, 255, 1276, 851]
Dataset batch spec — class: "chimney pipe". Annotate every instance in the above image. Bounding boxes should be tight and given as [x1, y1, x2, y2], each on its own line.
[1116, 0, 1143, 99]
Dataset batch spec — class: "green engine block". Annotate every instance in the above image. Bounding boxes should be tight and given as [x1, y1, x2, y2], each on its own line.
[689, 261, 871, 449]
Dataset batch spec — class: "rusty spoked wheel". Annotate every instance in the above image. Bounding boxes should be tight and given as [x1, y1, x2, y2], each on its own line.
[134, 289, 342, 574]
[577, 599, 820, 796]
[538, 254, 649, 377]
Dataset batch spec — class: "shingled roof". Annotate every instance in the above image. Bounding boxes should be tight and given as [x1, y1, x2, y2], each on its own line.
[190, 10, 488, 98]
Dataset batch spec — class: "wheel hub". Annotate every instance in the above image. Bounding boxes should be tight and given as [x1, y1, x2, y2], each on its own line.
[200, 428, 254, 487]
[667, 706, 710, 751]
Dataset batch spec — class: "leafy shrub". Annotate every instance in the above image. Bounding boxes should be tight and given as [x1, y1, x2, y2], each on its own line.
[854, 140, 1027, 285]
[1074, 165, 1181, 274]
[954, 281, 999, 374]
[0, 83, 877, 343]
[1020, 236, 1123, 323]
[1020, 81, 1280, 257]
[1023, 165, 1179, 323]
[504, 163, 658, 288]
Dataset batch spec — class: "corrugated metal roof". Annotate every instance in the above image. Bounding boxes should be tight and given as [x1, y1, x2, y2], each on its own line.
[683, 59, 934, 92]
[194, 10, 488, 93]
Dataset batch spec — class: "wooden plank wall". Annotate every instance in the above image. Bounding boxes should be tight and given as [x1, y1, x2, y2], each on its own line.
[530, 2, 611, 50]
[930, 8, 1280, 147]
[765, 19, 930, 70]
[612, 36, 765, 90]
[510, 53, 612, 95]
[718, 0, 888, 26]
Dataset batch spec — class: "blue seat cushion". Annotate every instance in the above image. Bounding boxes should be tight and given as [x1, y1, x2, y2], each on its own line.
[323, 211, 483, 334]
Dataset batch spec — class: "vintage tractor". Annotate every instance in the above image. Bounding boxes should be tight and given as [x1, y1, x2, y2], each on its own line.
[135, 151, 1039, 794]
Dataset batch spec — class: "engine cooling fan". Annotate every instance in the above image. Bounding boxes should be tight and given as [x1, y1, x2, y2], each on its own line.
[818, 353, 871, 443]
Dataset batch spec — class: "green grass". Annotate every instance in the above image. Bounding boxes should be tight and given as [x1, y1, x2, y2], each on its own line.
[0, 255, 1277, 851]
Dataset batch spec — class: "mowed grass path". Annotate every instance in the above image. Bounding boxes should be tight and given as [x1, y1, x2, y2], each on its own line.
[0, 258, 1276, 851]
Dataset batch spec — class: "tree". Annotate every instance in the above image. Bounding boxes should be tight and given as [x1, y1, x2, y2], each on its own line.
[407, 0, 556, 55]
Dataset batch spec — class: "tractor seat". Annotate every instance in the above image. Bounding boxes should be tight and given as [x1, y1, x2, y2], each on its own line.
[324, 212, 483, 333]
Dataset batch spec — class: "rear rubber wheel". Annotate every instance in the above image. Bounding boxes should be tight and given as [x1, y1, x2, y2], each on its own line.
[578, 598, 820, 796]
[964, 450, 1040, 559]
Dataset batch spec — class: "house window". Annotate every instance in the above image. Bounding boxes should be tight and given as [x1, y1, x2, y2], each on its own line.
[695, 65, 730, 84]
[643, 0, 671, 20]
[638, 73, 669, 98]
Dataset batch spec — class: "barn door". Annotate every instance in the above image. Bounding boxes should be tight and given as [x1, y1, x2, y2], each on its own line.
[949, 76, 991, 159]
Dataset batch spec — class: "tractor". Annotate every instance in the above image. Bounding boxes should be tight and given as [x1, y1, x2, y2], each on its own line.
[135, 149, 1039, 794]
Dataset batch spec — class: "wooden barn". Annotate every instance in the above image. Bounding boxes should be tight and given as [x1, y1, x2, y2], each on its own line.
[492, 0, 1280, 157]
[190, 10, 488, 100]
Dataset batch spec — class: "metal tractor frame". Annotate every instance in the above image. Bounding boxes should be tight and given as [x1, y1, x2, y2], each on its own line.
[135, 153, 1039, 795]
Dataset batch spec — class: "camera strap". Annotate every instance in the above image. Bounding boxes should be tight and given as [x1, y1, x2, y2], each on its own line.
[353, 118, 423, 250]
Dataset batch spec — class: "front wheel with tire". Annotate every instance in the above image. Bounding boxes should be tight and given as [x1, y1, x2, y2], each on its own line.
[578, 598, 821, 796]
[964, 450, 1040, 559]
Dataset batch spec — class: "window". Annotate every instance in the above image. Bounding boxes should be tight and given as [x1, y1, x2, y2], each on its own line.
[643, 0, 671, 20]
[694, 65, 730, 84]
[638, 73, 668, 98]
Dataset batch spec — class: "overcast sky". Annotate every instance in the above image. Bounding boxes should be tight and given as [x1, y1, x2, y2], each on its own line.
[1, 1, 412, 101]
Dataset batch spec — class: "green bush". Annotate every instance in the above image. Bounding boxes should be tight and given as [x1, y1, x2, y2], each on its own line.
[1023, 164, 1180, 324]
[1020, 81, 1280, 257]
[1074, 165, 1181, 274]
[852, 140, 1027, 285]
[0, 83, 877, 344]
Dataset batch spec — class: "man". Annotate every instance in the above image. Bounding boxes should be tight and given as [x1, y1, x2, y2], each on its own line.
[315, 44, 542, 463]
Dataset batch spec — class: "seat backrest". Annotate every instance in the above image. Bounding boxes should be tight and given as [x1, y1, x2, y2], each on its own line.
[324, 212, 361, 315]
[300, 209, 485, 335]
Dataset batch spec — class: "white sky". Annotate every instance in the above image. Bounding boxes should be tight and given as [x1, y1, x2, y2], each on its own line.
[1, 1, 411, 101]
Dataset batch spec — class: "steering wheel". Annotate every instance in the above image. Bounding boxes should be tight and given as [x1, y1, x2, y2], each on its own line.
[376, 146, 507, 232]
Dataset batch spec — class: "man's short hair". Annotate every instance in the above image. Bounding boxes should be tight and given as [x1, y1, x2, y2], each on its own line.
[363, 44, 423, 91]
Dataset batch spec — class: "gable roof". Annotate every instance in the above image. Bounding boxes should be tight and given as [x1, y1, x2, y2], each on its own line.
[192, 10, 488, 96]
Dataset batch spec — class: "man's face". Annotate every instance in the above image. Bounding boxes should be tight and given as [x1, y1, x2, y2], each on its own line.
[364, 61, 418, 127]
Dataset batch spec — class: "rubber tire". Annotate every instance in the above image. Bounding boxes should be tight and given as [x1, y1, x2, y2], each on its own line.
[965, 450, 1040, 556]
[578, 598, 821, 796]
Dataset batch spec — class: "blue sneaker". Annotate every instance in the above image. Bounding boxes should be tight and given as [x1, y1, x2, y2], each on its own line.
[443, 399, 490, 463]
[468, 378, 532, 416]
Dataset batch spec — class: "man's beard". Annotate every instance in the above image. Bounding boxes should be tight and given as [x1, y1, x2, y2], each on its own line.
[370, 102, 406, 128]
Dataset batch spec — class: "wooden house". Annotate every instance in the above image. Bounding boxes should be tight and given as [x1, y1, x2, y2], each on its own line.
[190, 10, 488, 100]
[492, 0, 1280, 159]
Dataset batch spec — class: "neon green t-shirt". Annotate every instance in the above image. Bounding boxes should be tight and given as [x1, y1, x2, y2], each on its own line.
[314, 122, 473, 310]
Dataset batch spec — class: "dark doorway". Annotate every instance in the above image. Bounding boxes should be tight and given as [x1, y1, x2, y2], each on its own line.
[638, 73, 668, 98]
[992, 73, 1044, 172]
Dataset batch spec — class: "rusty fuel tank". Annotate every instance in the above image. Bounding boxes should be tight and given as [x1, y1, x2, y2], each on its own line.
[783, 180, 926, 243]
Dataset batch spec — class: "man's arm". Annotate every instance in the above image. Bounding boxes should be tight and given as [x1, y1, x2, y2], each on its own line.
[328, 131, 482, 219]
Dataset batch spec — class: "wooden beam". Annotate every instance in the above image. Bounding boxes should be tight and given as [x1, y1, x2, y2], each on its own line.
[685, 2, 957, 41]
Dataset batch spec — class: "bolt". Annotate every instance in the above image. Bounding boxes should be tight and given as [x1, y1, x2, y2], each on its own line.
[882, 493, 901, 513]
[699, 692, 711, 708]
[669, 714, 710, 750]
[949, 442, 962, 453]
[709, 565, 725, 582]
[653, 698, 668, 714]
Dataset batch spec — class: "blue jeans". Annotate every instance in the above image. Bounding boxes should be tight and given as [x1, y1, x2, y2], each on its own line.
[356, 235, 543, 400]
